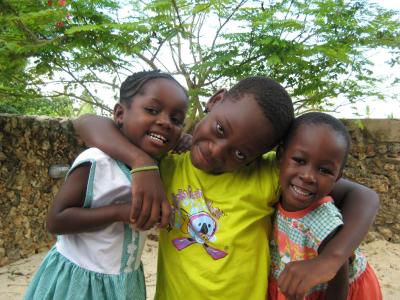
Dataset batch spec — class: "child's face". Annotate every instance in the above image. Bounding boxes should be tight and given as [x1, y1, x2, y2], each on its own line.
[279, 124, 347, 211]
[114, 78, 188, 159]
[190, 92, 276, 173]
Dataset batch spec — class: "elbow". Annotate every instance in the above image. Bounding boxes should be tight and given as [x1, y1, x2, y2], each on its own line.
[72, 114, 98, 147]
[46, 215, 60, 235]
[72, 113, 91, 132]
[364, 186, 380, 214]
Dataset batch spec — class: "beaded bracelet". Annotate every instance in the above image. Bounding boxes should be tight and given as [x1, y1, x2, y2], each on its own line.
[130, 165, 159, 174]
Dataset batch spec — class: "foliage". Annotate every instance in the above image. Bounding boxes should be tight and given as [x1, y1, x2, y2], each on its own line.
[0, 0, 399, 121]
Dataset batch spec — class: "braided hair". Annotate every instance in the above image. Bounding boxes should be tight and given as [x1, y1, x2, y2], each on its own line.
[119, 70, 188, 106]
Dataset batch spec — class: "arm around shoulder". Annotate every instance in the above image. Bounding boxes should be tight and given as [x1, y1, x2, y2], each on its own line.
[327, 178, 379, 261]
[72, 114, 171, 231]
[72, 114, 155, 167]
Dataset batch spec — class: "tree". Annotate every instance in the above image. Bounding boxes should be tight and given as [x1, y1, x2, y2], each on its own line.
[0, 0, 399, 122]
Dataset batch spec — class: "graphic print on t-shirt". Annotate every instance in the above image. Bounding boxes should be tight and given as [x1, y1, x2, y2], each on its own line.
[171, 185, 227, 260]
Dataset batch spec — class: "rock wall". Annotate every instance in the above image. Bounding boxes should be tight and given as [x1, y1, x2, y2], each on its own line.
[0, 114, 399, 266]
[342, 119, 400, 243]
[0, 114, 84, 266]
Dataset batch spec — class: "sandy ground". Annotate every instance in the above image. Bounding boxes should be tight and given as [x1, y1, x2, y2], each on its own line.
[0, 239, 398, 300]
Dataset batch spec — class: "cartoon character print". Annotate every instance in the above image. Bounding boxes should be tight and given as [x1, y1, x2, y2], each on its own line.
[171, 186, 227, 260]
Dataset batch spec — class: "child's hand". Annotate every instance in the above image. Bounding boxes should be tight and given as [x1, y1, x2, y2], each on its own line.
[278, 256, 338, 299]
[116, 202, 133, 224]
[130, 170, 172, 230]
[172, 133, 192, 153]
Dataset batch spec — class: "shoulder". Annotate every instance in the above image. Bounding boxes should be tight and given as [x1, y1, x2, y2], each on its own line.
[70, 147, 116, 174]
[258, 151, 279, 176]
[253, 151, 279, 186]
[305, 198, 343, 243]
[73, 147, 111, 162]
[310, 200, 342, 221]
[160, 151, 190, 172]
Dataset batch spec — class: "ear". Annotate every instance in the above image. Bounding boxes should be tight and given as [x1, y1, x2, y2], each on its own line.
[276, 143, 285, 163]
[206, 88, 227, 112]
[113, 103, 125, 127]
[335, 170, 343, 182]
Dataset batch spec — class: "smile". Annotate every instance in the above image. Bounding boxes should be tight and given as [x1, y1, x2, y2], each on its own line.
[147, 132, 168, 144]
[196, 145, 212, 168]
[290, 184, 314, 198]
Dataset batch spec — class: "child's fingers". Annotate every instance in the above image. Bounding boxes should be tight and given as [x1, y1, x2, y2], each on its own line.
[285, 277, 302, 300]
[295, 279, 309, 299]
[278, 266, 301, 299]
[142, 200, 160, 230]
[134, 198, 152, 229]
[159, 200, 172, 228]
[130, 192, 143, 224]
[173, 134, 192, 153]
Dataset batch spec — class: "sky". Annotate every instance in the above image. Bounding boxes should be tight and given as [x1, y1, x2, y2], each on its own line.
[331, 0, 400, 119]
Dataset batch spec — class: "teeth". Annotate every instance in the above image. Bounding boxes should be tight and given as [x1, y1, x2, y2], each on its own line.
[148, 132, 167, 143]
[292, 185, 311, 196]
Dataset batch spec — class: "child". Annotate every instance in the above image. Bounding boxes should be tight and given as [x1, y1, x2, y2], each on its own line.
[74, 77, 379, 300]
[24, 70, 188, 300]
[269, 112, 382, 300]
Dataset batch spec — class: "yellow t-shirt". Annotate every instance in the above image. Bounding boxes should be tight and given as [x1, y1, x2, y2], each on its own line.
[155, 151, 279, 300]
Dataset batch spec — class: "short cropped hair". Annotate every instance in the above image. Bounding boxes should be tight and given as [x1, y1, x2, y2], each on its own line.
[283, 112, 351, 167]
[119, 70, 188, 106]
[226, 77, 294, 144]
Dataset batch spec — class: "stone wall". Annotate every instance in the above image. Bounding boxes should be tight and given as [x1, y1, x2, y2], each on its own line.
[0, 114, 399, 266]
[342, 119, 400, 243]
[0, 114, 84, 266]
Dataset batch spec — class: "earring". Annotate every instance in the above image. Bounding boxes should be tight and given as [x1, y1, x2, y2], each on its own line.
[117, 122, 123, 129]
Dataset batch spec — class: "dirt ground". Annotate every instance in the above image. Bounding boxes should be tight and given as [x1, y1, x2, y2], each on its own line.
[0, 239, 398, 300]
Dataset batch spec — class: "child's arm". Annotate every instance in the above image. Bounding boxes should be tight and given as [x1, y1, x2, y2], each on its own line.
[325, 262, 349, 300]
[321, 230, 349, 300]
[277, 179, 378, 298]
[47, 163, 131, 234]
[72, 114, 171, 230]
[328, 178, 379, 260]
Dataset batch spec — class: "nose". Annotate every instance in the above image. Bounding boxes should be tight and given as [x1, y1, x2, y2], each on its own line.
[299, 166, 316, 184]
[156, 113, 172, 129]
[209, 140, 227, 164]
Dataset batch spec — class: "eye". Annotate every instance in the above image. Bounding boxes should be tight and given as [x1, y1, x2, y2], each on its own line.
[292, 157, 305, 165]
[171, 116, 184, 126]
[319, 167, 334, 175]
[234, 150, 246, 161]
[216, 122, 224, 136]
[145, 107, 159, 115]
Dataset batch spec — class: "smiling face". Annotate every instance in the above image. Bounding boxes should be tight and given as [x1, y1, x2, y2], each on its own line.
[279, 123, 347, 211]
[114, 78, 188, 159]
[190, 91, 276, 173]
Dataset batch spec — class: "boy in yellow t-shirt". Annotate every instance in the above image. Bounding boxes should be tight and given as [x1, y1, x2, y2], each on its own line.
[74, 77, 379, 299]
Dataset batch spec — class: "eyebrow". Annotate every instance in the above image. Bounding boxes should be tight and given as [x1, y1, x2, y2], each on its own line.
[151, 97, 187, 114]
[222, 114, 233, 134]
[319, 160, 339, 167]
[149, 98, 162, 104]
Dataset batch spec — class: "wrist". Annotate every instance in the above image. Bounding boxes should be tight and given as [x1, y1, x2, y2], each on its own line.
[129, 153, 157, 169]
[318, 249, 346, 271]
[111, 204, 123, 222]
